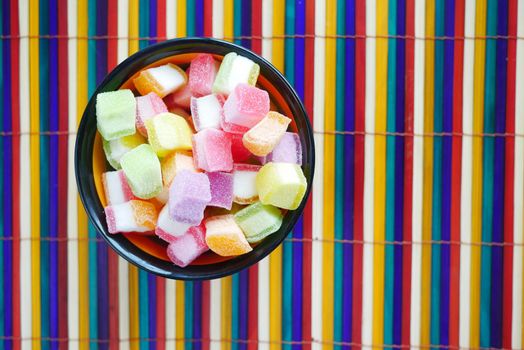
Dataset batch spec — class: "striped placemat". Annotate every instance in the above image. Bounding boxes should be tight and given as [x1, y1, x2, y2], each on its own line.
[1, 0, 524, 349]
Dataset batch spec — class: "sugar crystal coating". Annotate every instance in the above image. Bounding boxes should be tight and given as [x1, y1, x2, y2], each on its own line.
[166, 225, 209, 267]
[212, 52, 260, 96]
[229, 133, 252, 162]
[102, 170, 135, 205]
[135, 92, 168, 136]
[223, 83, 270, 128]
[232, 164, 261, 204]
[242, 111, 291, 156]
[155, 205, 192, 242]
[96, 89, 137, 140]
[204, 215, 252, 256]
[256, 162, 307, 210]
[259, 132, 302, 165]
[164, 67, 192, 110]
[192, 129, 233, 172]
[189, 54, 219, 97]
[168, 170, 211, 225]
[102, 132, 146, 169]
[207, 172, 234, 210]
[145, 112, 193, 157]
[234, 202, 283, 243]
[120, 144, 163, 199]
[133, 63, 187, 98]
[190, 94, 225, 131]
[104, 200, 158, 234]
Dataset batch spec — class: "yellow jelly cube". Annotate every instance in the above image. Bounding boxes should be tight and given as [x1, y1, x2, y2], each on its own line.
[256, 162, 307, 210]
[145, 112, 193, 157]
[204, 215, 252, 256]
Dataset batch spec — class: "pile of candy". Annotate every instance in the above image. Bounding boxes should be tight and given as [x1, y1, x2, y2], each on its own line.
[96, 52, 307, 267]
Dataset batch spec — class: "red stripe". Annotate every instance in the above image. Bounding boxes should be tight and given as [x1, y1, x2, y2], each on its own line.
[302, 0, 315, 348]
[156, 277, 166, 350]
[107, 251, 119, 350]
[157, 0, 166, 40]
[57, 0, 69, 347]
[401, 0, 414, 346]
[201, 281, 210, 350]
[107, 0, 118, 69]
[247, 266, 258, 350]
[204, 0, 213, 37]
[250, 0, 262, 53]
[10, 0, 21, 348]
[502, 1, 517, 347]
[448, 0, 465, 346]
[352, 1, 365, 348]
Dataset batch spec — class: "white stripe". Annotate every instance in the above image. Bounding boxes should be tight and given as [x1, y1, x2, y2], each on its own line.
[512, 1, 524, 347]
[166, 0, 177, 39]
[361, 1, 376, 348]
[409, 1, 425, 348]
[117, 259, 130, 350]
[311, 0, 325, 348]
[459, 0, 475, 347]
[212, 0, 224, 39]
[165, 279, 176, 350]
[19, 2, 32, 349]
[117, 0, 129, 63]
[209, 279, 222, 350]
[261, 0, 273, 61]
[66, 0, 79, 348]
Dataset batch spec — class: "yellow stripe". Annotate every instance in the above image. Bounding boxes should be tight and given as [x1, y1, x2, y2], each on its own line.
[223, 0, 233, 42]
[129, 0, 139, 54]
[322, 0, 336, 349]
[29, 1, 41, 349]
[421, 0, 435, 346]
[76, 0, 89, 348]
[470, 0, 487, 346]
[129, 266, 140, 350]
[176, 0, 186, 37]
[269, 4, 285, 349]
[221, 277, 232, 350]
[176, 281, 185, 350]
[372, 0, 388, 348]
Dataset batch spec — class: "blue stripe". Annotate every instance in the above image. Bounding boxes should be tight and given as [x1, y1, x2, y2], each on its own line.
[193, 281, 202, 350]
[148, 275, 157, 350]
[184, 282, 194, 350]
[149, 0, 157, 44]
[240, 0, 251, 49]
[195, 0, 204, 37]
[231, 275, 238, 350]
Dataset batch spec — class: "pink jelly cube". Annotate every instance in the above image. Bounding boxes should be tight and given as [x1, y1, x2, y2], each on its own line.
[192, 129, 233, 172]
[207, 172, 234, 210]
[168, 170, 211, 225]
[221, 117, 250, 135]
[232, 164, 261, 204]
[155, 205, 192, 242]
[166, 225, 209, 267]
[259, 132, 302, 165]
[190, 94, 225, 131]
[223, 83, 270, 128]
[188, 54, 219, 97]
[102, 170, 135, 205]
[229, 133, 252, 162]
[135, 92, 168, 136]
[163, 67, 192, 110]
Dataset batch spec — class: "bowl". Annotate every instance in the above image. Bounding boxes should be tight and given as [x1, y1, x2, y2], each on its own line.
[75, 37, 315, 280]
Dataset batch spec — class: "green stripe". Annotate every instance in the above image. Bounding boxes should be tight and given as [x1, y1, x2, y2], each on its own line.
[233, 0, 241, 46]
[384, 0, 397, 344]
[87, 0, 98, 348]
[186, 0, 195, 36]
[480, 0, 497, 346]
[139, 0, 149, 49]
[184, 282, 193, 350]
[139, 270, 149, 350]
[39, 0, 50, 348]
[333, 0, 346, 347]
[231, 275, 238, 350]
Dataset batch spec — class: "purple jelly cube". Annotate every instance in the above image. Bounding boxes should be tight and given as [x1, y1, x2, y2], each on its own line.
[192, 128, 234, 172]
[259, 132, 302, 165]
[207, 172, 234, 210]
[168, 170, 211, 225]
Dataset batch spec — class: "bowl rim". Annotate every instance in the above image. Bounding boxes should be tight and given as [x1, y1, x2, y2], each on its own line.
[75, 37, 315, 280]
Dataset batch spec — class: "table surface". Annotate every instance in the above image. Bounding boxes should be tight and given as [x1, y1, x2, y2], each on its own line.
[1, 0, 524, 349]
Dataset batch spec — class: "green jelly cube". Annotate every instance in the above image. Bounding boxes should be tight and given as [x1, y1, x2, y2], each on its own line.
[96, 89, 136, 140]
[234, 202, 283, 243]
[212, 52, 260, 96]
[256, 162, 307, 210]
[120, 144, 163, 199]
[102, 133, 146, 169]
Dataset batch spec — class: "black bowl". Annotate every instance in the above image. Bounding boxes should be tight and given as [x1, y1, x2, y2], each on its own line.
[75, 37, 315, 280]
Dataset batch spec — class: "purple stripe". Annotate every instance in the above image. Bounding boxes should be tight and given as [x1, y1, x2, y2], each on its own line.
[440, 0, 455, 344]
[292, 1, 305, 349]
[393, 0, 406, 345]
[238, 270, 248, 350]
[342, 0, 356, 348]
[195, 0, 204, 37]
[148, 274, 157, 350]
[149, 0, 157, 44]
[490, 1, 508, 347]
[2, 0, 13, 348]
[193, 281, 202, 350]
[48, 0, 59, 348]
[96, 0, 109, 347]
[240, 0, 251, 49]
